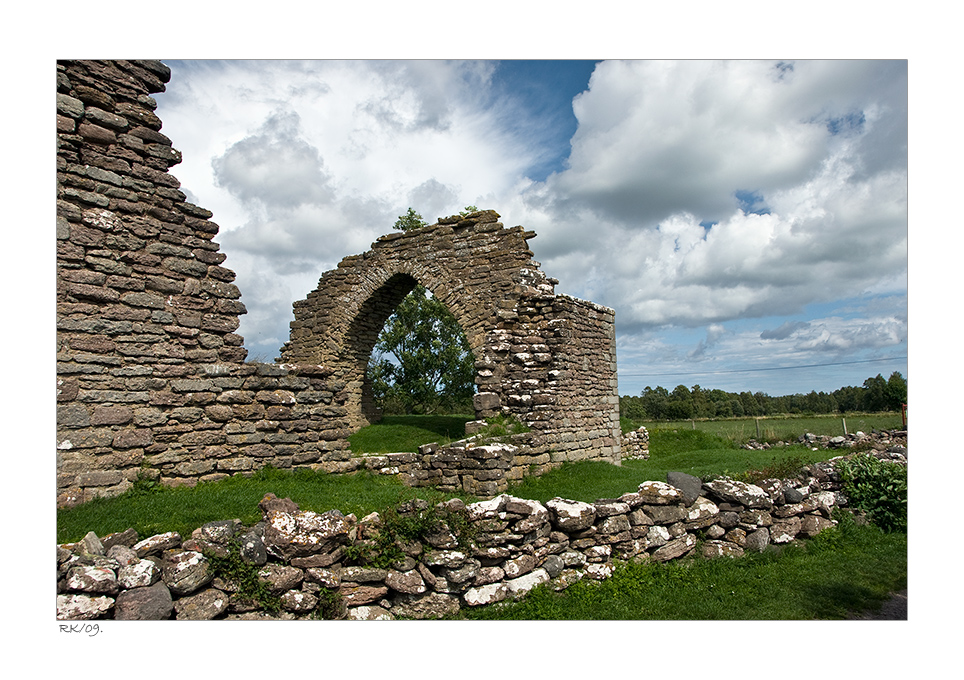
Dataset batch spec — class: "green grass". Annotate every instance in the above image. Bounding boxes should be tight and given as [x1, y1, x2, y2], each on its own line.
[624, 412, 903, 443]
[57, 466, 474, 544]
[348, 414, 475, 453]
[351, 412, 903, 456]
[58, 424, 907, 620]
[508, 429, 834, 504]
[462, 514, 907, 620]
[58, 427, 843, 543]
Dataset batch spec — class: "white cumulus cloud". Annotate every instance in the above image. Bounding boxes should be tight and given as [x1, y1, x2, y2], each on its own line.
[513, 60, 907, 340]
[154, 59, 907, 388]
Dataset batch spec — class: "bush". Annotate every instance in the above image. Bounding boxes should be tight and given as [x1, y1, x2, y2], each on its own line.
[346, 501, 475, 568]
[836, 454, 907, 532]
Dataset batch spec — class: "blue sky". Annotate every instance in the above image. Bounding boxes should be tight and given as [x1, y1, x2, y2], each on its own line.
[487, 60, 599, 180]
[153, 59, 908, 398]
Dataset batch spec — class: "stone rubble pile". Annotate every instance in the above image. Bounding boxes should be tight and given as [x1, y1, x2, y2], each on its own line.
[743, 429, 907, 459]
[58, 449, 889, 620]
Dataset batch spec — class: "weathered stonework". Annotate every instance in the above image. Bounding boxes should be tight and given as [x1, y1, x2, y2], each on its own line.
[58, 448, 905, 620]
[55, 60, 621, 507]
[56, 60, 353, 506]
[281, 212, 622, 466]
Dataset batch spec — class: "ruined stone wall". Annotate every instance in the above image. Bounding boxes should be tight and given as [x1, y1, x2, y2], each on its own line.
[55, 60, 352, 506]
[499, 292, 621, 466]
[282, 212, 622, 467]
[59, 446, 907, 620]
[280, 213, 549, 428]
[56, 60, 621, 507]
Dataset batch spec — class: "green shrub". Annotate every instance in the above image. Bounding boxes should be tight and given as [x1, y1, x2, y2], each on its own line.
[835, 454, 907, 532]
[345, 501, 475, 568]
[314, 587, 344, 620]
[127, 472, 164, 497]
[204, 540, 281, 612]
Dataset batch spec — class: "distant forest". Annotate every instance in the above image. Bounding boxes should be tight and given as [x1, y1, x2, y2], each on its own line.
[620, 372, 907, 420]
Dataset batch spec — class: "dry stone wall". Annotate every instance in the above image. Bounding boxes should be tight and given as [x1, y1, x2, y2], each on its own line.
[279, 435, 557, 497]
[55, 59, 622, 506]
[57, 446, 906, 620]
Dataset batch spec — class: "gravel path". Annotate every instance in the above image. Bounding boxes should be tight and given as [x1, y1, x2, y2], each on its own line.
[847, 589, 908, 620]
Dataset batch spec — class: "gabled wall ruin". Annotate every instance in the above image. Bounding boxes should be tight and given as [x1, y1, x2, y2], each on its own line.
[55, 60, 621, 508]
[281, 211, 622, 466]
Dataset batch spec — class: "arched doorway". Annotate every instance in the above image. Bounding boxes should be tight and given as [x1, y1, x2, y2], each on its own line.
[280, 210, 622, 464]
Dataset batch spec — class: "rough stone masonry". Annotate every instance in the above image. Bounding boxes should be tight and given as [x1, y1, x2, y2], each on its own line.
[280, 209, 622, 464]
[56, 60, 621, 507]
[57, 441, 907, 620]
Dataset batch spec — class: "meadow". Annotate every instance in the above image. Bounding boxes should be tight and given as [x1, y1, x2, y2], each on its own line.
[57, 411, 907, 619]
[623, 412, 904, 444]
[347, 414, 476, 453]
[60, 412, 902, 541]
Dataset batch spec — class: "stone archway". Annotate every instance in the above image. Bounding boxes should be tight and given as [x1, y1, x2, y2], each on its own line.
[280, 210, 622, 464]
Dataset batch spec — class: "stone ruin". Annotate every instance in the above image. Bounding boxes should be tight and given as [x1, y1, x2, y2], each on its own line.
[281, 209, 622, 457]
[56, 60, 622, 507]
[54, 61, 906, 623]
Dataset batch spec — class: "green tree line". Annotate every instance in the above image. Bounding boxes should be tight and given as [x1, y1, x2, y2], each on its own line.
[620, 372, 907, 421]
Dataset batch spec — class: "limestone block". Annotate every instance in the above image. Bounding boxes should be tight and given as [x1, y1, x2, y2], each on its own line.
[463, 582, 509, 607]
[57, 594, 115, 620]
[505, 568, 549, 598]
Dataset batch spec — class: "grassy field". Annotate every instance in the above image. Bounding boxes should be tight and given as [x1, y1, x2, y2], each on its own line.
[56, 418, 906, 619]
[57, 467, 470, 544]
[57, 430, 828, 542]
[348, 414, 475, 453]
[623, 412, 904, 442]
[61, 413, 900, 541]
[350, 412, 906, 455]
[508, 428, 838, 504]
[58, 416, 899, 542]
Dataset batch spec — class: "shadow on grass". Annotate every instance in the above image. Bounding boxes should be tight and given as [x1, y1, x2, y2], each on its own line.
[803, 580, 894, 619]
[379, 414, 475, 439]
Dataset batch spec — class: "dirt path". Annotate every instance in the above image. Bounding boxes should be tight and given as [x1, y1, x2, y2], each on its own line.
[847, 589, 907, 620]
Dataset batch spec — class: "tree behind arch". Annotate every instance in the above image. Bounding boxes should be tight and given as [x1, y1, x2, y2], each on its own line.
[366, 208, 476, 414]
